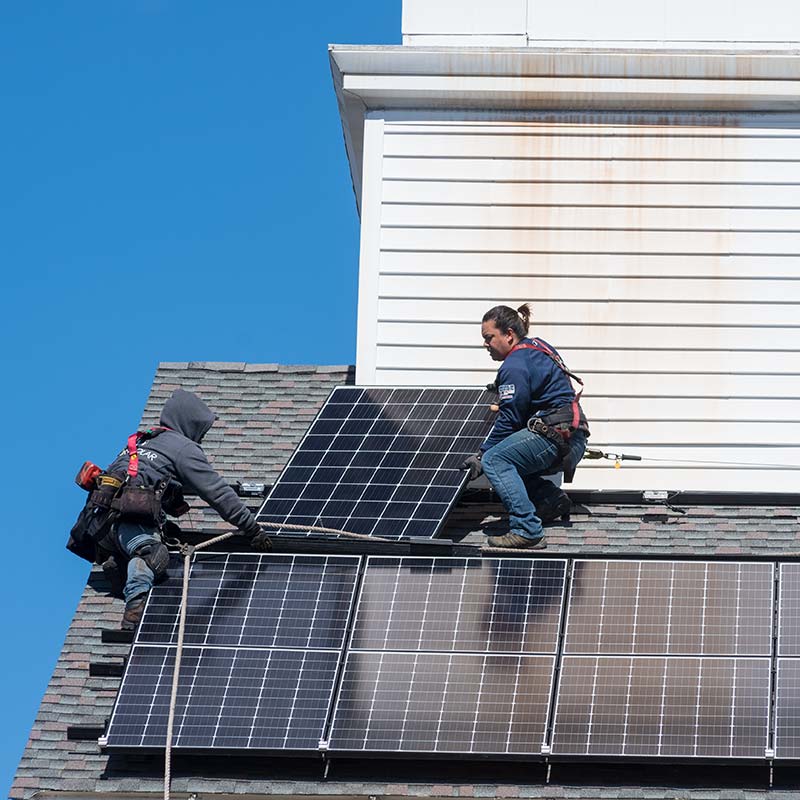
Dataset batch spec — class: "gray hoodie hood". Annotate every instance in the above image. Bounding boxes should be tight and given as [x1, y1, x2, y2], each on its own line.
[159, 389, 217, 443]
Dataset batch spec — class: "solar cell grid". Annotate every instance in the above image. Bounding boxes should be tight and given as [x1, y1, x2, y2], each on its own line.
[778, 564, 800, 656]
[350, 557, 567, 654]
[137, 553, 359, 649]
[551, 656, 770, 759]
[105, 554, 360, 752]
[256, 387, 497, 538]
[329, 652, 555, 754]
[564, 561, 774, 656]
[774, 659, 800, 758]
[106, 646, 340, 750]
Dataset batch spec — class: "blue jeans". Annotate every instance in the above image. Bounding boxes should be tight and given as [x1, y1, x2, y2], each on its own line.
[116, 520, 162, 604]
[482, 430, 587, 540]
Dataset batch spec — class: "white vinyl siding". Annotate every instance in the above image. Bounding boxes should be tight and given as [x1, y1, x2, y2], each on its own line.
[358, 111, 800, 492]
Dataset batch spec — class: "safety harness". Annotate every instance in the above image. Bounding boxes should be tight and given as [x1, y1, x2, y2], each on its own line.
[125, 427, 170, 479]
[508, 339, 589, 482]
[111, 427, 172, 522]
[67, 428, 173, 563]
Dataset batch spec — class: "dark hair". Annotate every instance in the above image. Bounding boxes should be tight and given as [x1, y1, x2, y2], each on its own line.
[482, 304, 531, 339]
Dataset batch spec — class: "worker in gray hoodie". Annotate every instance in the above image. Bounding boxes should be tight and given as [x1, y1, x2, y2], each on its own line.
[90, 389, 270, 629]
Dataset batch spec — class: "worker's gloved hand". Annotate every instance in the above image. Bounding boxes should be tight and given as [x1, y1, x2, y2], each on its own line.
[461, 453, 483, 481]
[249, 528, 273, 552]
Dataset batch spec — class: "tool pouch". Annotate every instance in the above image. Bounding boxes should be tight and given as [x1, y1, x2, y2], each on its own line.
[66, 473, 126, 563]
[88, 478, 122, 510]
[112, 481, 165, 524]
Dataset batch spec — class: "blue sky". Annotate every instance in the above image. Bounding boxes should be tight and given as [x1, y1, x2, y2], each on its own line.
[0, 2, 400, 793]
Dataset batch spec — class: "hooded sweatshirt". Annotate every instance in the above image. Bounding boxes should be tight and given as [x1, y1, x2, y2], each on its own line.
[107, 389, 260, 536]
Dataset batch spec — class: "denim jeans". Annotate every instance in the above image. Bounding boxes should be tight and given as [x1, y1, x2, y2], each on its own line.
[116, 520, 162, 604]
[482, 430, 587, 540]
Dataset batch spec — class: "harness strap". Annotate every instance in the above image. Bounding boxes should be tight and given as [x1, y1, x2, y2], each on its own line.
[126, 427, 171, 480]
[509, 339, 584, 432]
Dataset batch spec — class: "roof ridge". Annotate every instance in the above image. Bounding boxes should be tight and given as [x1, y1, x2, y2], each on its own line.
[156, 361, 354, 373]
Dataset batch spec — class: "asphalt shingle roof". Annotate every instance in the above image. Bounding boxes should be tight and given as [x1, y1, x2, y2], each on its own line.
[12, 361, 800, 800]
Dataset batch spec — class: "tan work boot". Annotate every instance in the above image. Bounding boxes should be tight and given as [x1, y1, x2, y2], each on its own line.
[486, 533, 547, 549]
[121, 595, 147, 631]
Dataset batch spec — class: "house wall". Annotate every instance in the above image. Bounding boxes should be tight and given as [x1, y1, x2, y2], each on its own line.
[354, 109, 800, 492]
[402, 0, 800, 48]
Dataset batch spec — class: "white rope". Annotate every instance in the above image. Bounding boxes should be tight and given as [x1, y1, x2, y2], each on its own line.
[163, 545, 191, 800]
[627, 455, 800, 470]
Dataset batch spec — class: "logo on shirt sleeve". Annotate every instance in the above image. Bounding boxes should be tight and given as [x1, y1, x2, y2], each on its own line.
[498, 383, 516, 401]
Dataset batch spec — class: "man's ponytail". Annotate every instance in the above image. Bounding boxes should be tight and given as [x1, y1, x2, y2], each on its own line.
[482, 303, 532, 339]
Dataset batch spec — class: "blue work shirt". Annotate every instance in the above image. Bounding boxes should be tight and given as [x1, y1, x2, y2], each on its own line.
[480, 338, 576, 453]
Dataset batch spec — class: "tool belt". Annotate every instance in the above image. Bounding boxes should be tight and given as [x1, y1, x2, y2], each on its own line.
[527, 404, 590, 483]
[111, 479, 167, 524]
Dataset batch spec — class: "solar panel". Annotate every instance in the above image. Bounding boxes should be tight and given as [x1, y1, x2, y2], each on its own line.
[105, 553, 360, 751]
[550, 560, 773, 760]
[564, 560, 774, 656]
[774, 565, 800, 759]
[137, 553, 357, 649]
[552, 656, 770, 758]
[774, 659, 800, 758]
[331, 652, 556, 754]
[256, 387, 496, 539]
[778, 563, 800, 656]
[327, 557, 567, 755]
[350, 557, 566, 654]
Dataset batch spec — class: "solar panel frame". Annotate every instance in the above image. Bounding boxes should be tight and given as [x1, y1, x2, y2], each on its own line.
[326, 556, 568, 756]
[255, 386, 497, 539]
[105, 553, 362, 753]
[329, 651, 557, 756]
[550, 655, 771, 760]
[564, 560, 775, 657]
[348, 556, 568, 655]
[136, 552, 360, 649]
[777, 563, 800, 657]
[104, 645, 343, 751]
[774, 658, 800, 759]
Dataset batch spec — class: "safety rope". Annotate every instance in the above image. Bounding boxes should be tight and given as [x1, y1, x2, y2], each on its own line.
[161, 519, 391, 800]
[584, 447, 800, 471]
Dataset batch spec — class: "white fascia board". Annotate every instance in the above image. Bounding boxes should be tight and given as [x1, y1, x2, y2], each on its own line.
[330, 46, 800, 81]
[328, 47, 367, 214]
[342, 74, 800, 111]
[329, 45, 800, 203]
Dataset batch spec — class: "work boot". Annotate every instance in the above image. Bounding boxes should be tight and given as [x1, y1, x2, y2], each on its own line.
[101, 556, 125, 598]
[526, 480, 572, 523]
[536, 491, 572, 524]
[486, 533, 547, 550]
[121, 595, 147, 631]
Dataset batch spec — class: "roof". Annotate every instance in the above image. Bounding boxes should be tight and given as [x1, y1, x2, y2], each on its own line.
[11, 362, 800, 800]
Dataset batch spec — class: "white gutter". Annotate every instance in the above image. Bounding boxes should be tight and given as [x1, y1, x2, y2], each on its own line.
[328, 44, 800, 207]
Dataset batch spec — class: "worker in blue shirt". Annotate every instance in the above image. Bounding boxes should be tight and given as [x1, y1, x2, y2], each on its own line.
[462, 304, 590, 549]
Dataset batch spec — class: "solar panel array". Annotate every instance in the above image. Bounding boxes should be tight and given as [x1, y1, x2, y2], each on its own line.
[327, 557, 567, 754]
[551, 561, 773, 759]
[256, 387, 496, 539]
[106, 554, 800, 763]
[105, 554, 359, 750]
